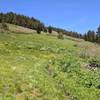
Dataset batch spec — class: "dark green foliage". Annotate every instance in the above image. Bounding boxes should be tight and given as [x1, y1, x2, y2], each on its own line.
[96, 85, 100, 89]
[96, 25, 100, 43]
[85, 81, 92, 88]
[83, 26, 100, 44]
[84, 30, 96, 42]
[89, 58, 100, 68]
[73, 44, 78, 47]
[36, 24, 42, 34]
[48, 26, 52, 34]
[0, 12, 45, 31]
[96, 25, 100, 38]
[83, 33, 87, 41]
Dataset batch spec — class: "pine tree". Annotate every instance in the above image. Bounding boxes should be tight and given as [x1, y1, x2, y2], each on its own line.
[97, 25, 100, 37]
[48, 26, 52, 34]
[84, 33, 88, 41]
[96, 25, 100, 43]
[84, 30, 96, 42]
[36, 24, 41, 34]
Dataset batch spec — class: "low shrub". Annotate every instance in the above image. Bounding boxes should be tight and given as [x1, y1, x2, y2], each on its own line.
[96, 85, 100, 89]
[57, 32, 64, 39]
[1, 23, 9, 31]
[61, 62, 71, 72]
[84, 81, 92, 88]
[89, 57, 100, 68]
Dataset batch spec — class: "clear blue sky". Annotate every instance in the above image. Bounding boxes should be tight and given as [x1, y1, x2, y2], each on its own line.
[0, 0, 100, 33]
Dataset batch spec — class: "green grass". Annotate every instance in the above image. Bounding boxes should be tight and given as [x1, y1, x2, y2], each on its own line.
[0, 32, 100, 100]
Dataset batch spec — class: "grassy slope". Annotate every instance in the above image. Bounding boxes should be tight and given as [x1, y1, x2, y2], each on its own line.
[0, 26, 100, 100]
[7, 23, 36, 34]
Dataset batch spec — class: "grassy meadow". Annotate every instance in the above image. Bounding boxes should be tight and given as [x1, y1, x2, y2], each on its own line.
[0, 29, 100, 100]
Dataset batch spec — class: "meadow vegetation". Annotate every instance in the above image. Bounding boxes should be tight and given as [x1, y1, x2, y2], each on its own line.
[0, 27, 100, 100]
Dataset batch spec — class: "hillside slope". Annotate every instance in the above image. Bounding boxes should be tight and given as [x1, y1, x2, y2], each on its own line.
[0, 26, 100, 99]
[7, 23, 36, 33]
[4, 23, 58, 36]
